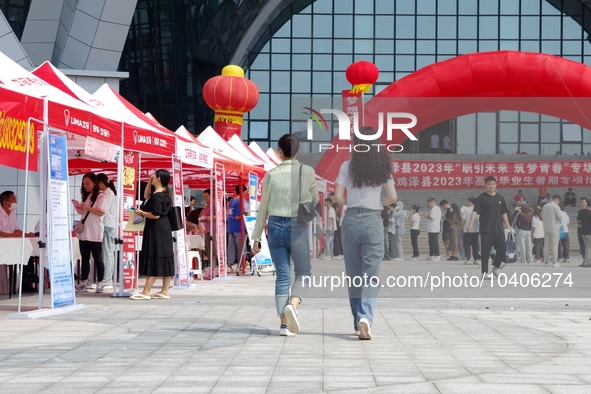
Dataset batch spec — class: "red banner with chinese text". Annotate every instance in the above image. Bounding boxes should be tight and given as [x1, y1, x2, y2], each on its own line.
[341, 90, 362, 136]
[122, 150, 138, 289]
[172, 157, 189, 286]
[391, 160, 591, 189]
[0, 86, 42, 171]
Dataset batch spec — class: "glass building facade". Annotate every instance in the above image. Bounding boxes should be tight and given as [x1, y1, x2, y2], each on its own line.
[241, 0, 591, 155]
[0, 0, 31, 40]
[119, 0, 272, 134]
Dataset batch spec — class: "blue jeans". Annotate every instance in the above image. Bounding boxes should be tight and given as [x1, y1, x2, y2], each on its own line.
[341, 208, 384, 330]
[393, 229, 403, 259]
[267, 216, 311, 315]
[324, 230, 334, 257]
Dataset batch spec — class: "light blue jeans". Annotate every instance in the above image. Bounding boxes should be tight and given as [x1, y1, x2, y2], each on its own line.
[341, 208, 384, 330]
[102, 226, 116, 287]
[267, 216, 311, 315]
[324, 230, 334, 257]
[393, 229, 403, 259]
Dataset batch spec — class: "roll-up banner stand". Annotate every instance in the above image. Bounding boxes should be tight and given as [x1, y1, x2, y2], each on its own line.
[9, 125, 85, 319]
[248, 172, 258, 216]
[172, 155, 190, 287]
[213, 162, 230, 281]
[119, 150, 139, 296]
[47, 133, 76, 308]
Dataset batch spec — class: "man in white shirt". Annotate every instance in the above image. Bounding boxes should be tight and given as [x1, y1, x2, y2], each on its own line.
[541, 195, 563, 267]
[461, 197, 480, 265]
[322, 198, 336, 259]
[442, 133, 451, 153]
[0, 190, 34, 238]
[425, 197, 441, 260]
[430, 132, 440, 153]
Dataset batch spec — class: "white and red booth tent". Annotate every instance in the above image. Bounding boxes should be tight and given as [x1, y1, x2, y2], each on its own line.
[0, 51, 123, 170]
[197, 126, 265, 168]
[248, 141, 280, 168]
[227, 135, 276, 171]
[266, 148, 282, 165]
[174, 125, 266, 189]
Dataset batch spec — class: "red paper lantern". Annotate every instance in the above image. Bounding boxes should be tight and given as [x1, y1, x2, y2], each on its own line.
[203, 65, 259, 140]
[346, 60, 379, 93]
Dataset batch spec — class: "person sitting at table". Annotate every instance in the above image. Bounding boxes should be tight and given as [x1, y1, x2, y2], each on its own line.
[186, 208, 205, 235]
[0, 190, 35, 238]
[186, 208, 206, 267]
[1, 190, 36, 293]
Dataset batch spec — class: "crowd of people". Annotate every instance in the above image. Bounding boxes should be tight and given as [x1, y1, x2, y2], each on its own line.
[371, 186, 591, 275]
[4, 133, 591, 341]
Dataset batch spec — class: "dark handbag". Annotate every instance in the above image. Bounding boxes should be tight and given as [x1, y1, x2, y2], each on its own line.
[168, 205, 183, 231]
[297, 164, 316, 224]
[505, 232, 517, 263]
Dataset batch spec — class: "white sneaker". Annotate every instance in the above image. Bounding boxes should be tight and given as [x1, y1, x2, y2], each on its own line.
[357, 318, 372, 340]
[499, 262, 506, 269]
[393, 258, 403, 261]
[432, 256, 441, 261]
[544, 261, 551, 267]
[284, 304, 300, 334]
[563, 259, 570, 264]
[552, 262, 561, 268]
[88, 283, 97, 289]
[464, 259, 473, 265]
[482, 273, 493, 280]
[103, 285, 114, 290]
[426, 256, 432, 261]
[410, 257, 418, 261]
[473, 259, 480, 265]
[279, 327, 296, 336]
[336, 256, 344, 260]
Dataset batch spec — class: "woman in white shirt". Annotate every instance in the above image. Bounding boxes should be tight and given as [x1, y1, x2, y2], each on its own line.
[410, 205, 420, 260]
[75, 172, 106, 292]
[97, 174, 118, 290]
[252, 134, 319, 337]
[532, 206, 545, 263]
[334, 126, 397, 340]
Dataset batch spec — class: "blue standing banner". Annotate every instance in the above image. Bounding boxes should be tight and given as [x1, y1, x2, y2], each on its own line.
[248, 172, 258, 215]
[48, 134, 75, 307]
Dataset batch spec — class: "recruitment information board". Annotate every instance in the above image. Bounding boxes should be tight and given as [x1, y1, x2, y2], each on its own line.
[48, 134, 75, 308]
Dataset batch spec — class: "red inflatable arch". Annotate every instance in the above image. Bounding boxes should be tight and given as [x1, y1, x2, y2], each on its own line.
[315, 50, 591, 181]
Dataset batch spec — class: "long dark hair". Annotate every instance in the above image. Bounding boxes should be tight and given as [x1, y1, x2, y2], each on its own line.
[186, 207, 203, 224]
[520, 205, 532, 224]
[349, 126, 392, 188]
[450, 203, 461, 223]
[97, 173, 117, 195]
[533, 206, 542, 221]
[155, 169, 172, 205]
[80, 172, 100, 202]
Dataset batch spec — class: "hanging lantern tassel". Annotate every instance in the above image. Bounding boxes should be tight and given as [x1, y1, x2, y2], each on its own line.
[346, 60, 379, 94]
[350, 83, 373, 94]
[213, 111, 245, 125]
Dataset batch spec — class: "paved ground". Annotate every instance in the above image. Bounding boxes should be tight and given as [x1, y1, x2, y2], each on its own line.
[1, 256, 591, 394]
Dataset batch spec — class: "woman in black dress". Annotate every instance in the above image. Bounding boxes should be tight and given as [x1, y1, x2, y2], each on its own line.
[130, 169, 174, 300]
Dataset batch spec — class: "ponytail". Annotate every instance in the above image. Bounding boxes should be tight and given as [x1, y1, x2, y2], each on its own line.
[97, 173, 117, 196]
[163, 187, 172, 207]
